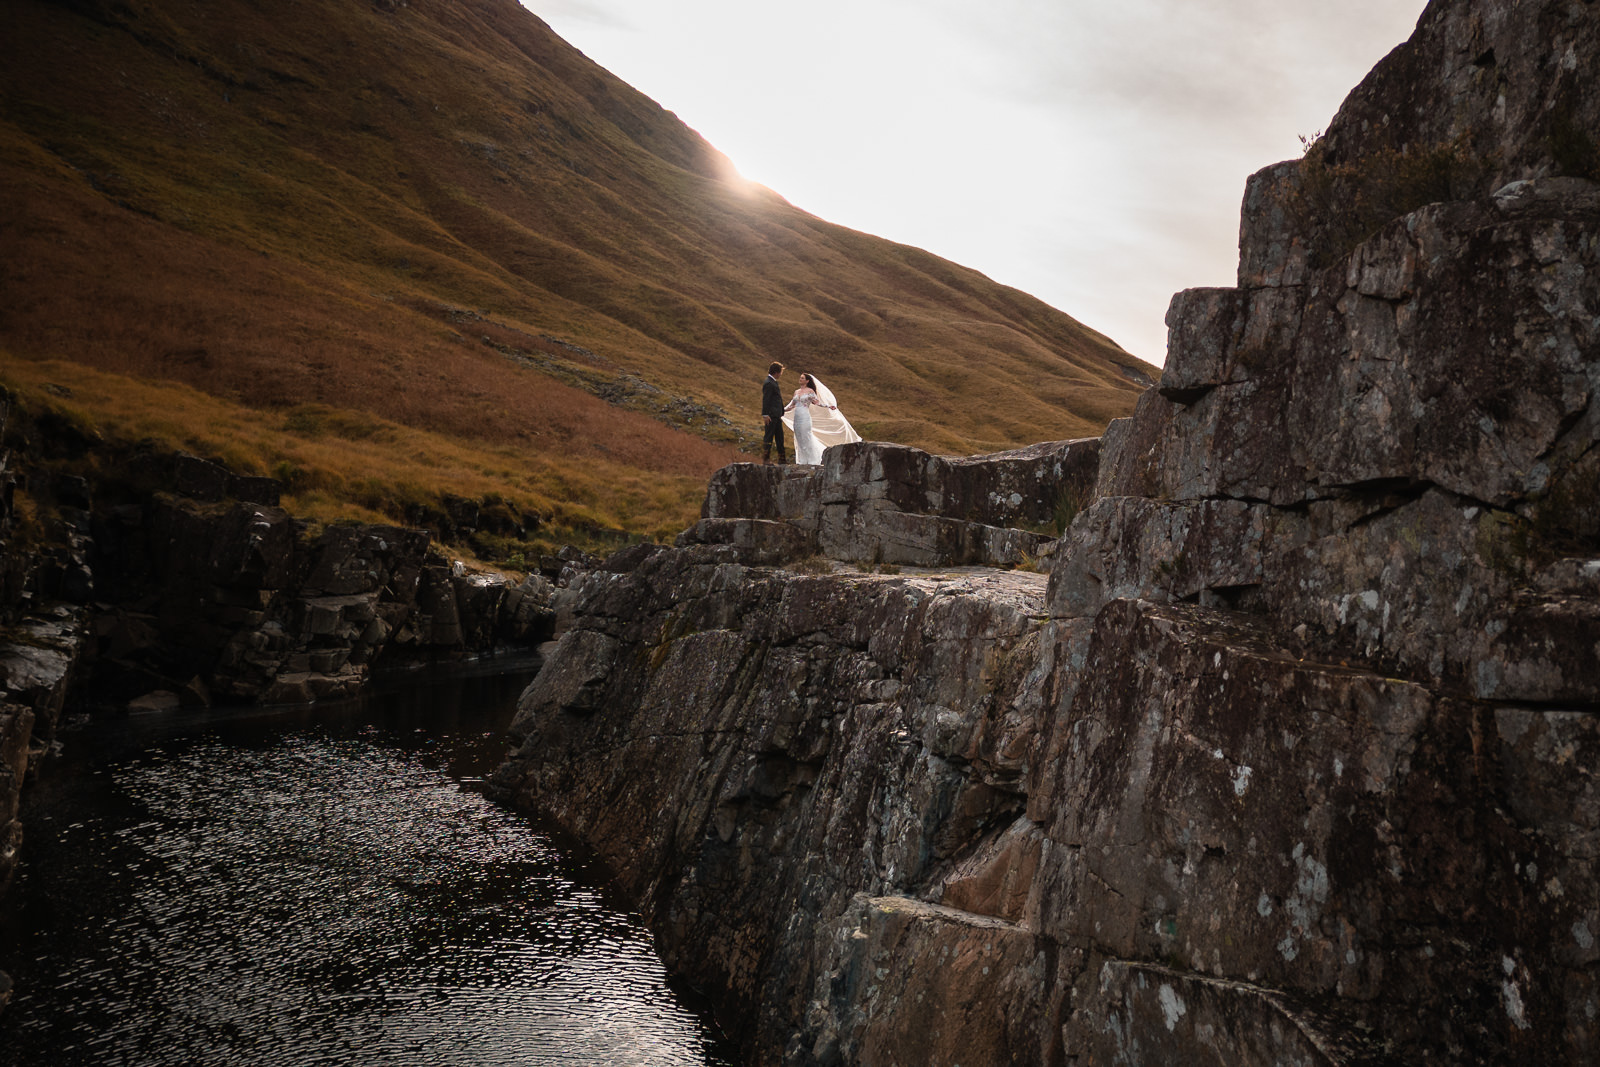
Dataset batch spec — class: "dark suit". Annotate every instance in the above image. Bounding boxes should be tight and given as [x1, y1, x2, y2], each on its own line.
[762, 374, 787, 462]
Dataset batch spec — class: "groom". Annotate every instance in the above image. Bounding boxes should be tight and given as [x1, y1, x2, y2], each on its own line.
[761, 360, 787, 464]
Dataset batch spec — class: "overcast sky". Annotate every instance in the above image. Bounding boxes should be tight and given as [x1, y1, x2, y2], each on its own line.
[523, 0, 1430, 366]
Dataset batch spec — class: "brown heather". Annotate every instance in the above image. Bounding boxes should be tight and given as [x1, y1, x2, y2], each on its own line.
[0, 358, 710, 553]
[0, 0, 1157, 554]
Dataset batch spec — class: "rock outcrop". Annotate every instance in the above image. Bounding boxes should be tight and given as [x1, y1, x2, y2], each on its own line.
[0, 431, 564, 712]
[500, 545, 1061, 1059]
[681, 437, 1098, 569]
[0, 396, 91, 1011]
[89, 494, 556, 707]
[494, 2, 1600, 1063]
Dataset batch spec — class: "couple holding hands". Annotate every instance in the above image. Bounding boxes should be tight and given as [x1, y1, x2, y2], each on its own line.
[760, 361, 861, 465]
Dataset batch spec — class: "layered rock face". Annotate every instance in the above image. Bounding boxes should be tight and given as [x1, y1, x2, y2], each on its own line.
[681, 438, 1099, 569]
[0, 397, 87, 1012]
[0, 438, 561, 712]
[496, 1, 1600, 1063]
[498, 546, 1065, 1060]
[91, 491, 556, 707]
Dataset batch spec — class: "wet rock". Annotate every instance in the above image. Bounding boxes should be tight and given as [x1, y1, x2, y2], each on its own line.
[0, 702, 33, 898]
[0, 607, 87, 1020]
[0, 611, 87, 755]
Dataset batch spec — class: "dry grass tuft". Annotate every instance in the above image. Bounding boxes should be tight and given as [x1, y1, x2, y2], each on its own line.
[1291, 132, 1498, 267]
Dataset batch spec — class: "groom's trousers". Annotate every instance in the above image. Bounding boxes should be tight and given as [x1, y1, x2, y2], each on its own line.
[763, 417, 787, 463]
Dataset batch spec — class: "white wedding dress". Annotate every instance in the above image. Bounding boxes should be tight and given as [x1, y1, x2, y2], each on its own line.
[783, 376, 861, 465]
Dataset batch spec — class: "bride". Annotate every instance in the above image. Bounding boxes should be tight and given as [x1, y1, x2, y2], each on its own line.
[783, 372, 862, 465]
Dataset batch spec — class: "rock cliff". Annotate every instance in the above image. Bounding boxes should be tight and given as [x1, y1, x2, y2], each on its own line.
[0, 404, 564, 707]
[493, 1, 1600, 1063]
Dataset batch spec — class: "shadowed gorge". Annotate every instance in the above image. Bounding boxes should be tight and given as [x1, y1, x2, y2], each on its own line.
[6, 0, 1598, 1063]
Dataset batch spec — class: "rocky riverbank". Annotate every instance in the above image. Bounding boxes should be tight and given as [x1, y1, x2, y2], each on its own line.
[0, 395, 575, 1008]
[493, 2, 1600, 1062]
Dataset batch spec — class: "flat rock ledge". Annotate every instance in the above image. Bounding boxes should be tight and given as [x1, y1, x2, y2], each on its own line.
[680, 438, 1100, 569]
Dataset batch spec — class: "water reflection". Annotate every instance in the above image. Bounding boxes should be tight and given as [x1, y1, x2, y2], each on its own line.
[0, 665, 738, 1066]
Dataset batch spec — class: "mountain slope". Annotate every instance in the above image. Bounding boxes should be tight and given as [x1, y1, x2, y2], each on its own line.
[0, 0, 1155, 542]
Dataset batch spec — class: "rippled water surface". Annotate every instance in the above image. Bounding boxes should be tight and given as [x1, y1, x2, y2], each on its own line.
[0, 666, 739, 1066]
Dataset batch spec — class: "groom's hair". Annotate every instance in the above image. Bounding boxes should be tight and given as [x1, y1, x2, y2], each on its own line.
[768, 361, 784, 375]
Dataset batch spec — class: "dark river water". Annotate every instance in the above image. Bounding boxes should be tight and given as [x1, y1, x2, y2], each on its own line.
[0, 660, 740, 1067]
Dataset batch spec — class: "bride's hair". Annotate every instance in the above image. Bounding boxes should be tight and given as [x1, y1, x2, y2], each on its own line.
[800, 373, 813, 387]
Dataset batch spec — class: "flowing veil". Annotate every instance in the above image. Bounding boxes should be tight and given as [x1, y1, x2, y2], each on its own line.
[810, 376, 839, 411]
[800, 375, 862, 450]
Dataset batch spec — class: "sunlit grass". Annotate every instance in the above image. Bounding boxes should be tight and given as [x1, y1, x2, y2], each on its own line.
[0, 357, 706, 556]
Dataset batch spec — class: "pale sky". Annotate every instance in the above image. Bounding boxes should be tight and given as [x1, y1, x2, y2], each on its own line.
[523, 0, 1430, 366]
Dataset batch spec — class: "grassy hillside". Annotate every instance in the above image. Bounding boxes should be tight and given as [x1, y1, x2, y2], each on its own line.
[0, 0, 1156, 557]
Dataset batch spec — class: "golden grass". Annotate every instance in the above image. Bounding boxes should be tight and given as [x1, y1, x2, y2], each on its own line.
[0, 155, 745, 478]
[0, 356, 710, 552]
